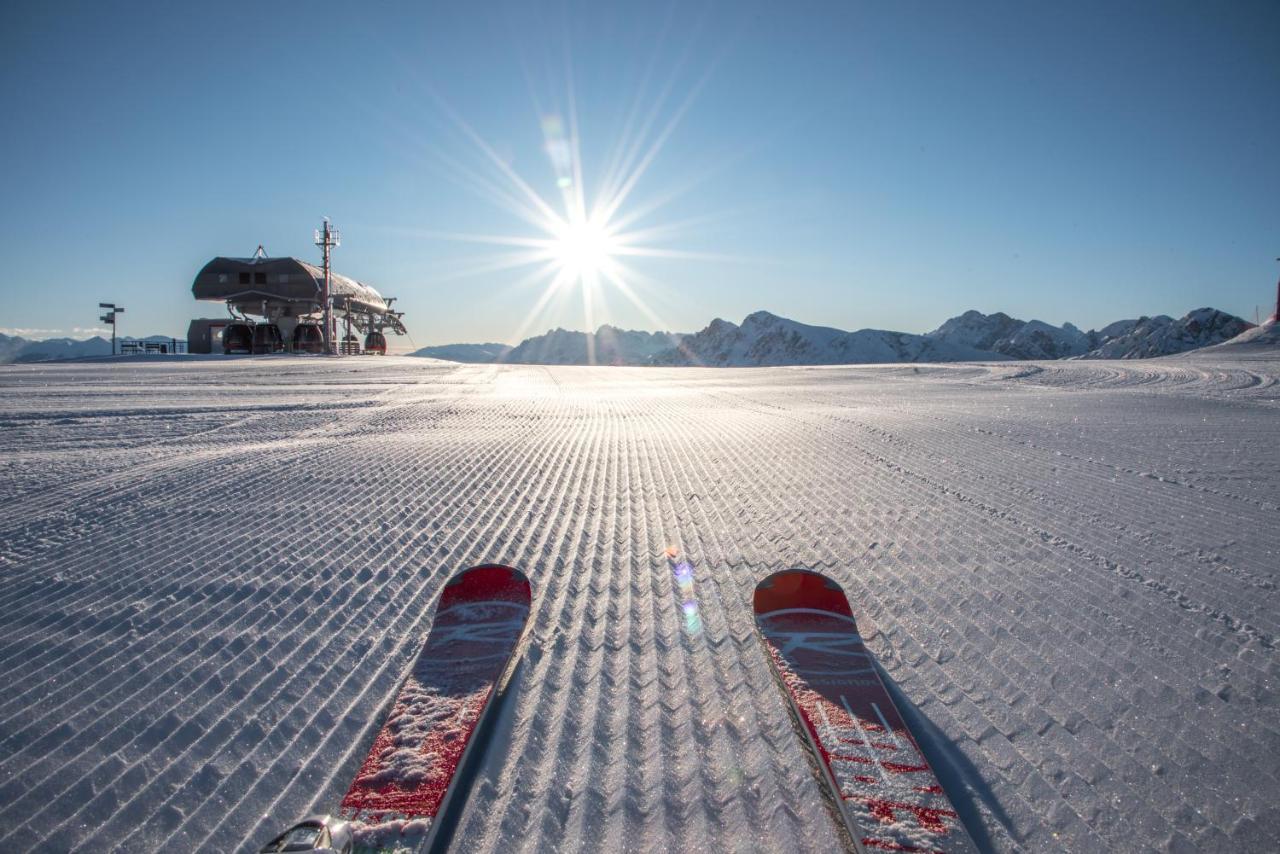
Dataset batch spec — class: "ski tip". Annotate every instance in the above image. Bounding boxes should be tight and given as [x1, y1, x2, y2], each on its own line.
[754, 568, 853, 618]
[441, 564, 531, 608]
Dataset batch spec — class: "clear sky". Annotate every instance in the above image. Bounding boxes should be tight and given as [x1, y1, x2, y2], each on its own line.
[2, 1, 1277, 348]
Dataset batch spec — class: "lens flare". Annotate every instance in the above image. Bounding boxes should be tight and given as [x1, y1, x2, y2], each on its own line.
[671, 558, 702, 636]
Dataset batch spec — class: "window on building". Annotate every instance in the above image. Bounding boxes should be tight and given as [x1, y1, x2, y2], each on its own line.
[254, 272, 267, 285]
[239, 272, 250, 284]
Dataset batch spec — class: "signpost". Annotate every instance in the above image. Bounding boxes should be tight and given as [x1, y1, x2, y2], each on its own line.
[99, 303, 124, 355]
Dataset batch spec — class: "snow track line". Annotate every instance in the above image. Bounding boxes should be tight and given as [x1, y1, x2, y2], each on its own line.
[2, 358, 1277, 852]
[145, 428, 559, 848]
[194, 402, 570, 854]
[652, 381, 1025, 849]
[368, 380, 605, 853]
[476, 395, 618, 852]
[0, 450, 418, 737]
[829, 394, 1269, 839]
[824, 407, 1280, 657]
[73, 404, 545, 850]
[11, 549, 403, 848]
[732, 381, 1280, 722]
[655, 373, 1264, 850]
[629, 388, 851, 851]
[0, 386, 466, 644]
[2, 376, 478, 850]
[710, 378, 1280, 684]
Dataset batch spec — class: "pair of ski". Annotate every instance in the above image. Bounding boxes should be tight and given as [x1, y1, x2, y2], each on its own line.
[261, 566, 973, 853]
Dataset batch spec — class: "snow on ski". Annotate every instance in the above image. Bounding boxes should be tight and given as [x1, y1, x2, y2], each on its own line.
[260, 564, 532, 854]
[754, 569, 976, 854]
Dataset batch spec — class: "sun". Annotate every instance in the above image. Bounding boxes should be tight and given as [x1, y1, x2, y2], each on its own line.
[550, 215, 617, 279]
[409, 50, 736, 358]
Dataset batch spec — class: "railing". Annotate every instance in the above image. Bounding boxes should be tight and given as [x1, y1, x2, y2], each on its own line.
[120, 339, 188, 356]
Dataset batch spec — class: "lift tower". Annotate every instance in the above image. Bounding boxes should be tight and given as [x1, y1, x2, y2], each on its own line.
[314, 218, 341, 354]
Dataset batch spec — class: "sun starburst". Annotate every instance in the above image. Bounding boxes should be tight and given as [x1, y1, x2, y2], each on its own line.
[389, 36, 742, 362]
[547, 214, 617, 281]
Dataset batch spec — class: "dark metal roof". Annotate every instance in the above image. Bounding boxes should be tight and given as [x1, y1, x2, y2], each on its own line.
[192, 256, 389, 314]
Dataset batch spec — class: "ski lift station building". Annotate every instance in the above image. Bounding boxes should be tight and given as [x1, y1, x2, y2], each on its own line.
[188, 251, 406, 355]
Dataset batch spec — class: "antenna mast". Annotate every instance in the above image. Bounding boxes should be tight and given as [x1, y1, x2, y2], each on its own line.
[1272, 257, 1280, 325]
[315, 218, 341, 354]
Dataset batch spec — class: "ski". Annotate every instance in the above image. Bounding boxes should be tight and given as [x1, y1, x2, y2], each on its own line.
[754, 569, 976, 854]
[260, 564, 533, 854]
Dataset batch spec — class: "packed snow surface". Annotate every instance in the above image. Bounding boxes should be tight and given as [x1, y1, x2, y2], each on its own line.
[0, 354, 1277, 853]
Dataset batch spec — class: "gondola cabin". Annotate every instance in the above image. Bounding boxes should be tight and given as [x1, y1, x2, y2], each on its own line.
[221, 323, 253, 355]
[293, 323, 324, 353]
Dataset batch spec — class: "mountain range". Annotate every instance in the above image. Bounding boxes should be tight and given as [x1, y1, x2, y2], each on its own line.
[2, 307, 1258, 367]
[412, 307, 1255, 366]
[0, 333, 113, 364]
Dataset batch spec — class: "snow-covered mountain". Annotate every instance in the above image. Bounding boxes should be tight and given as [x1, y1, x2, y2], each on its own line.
[655, 311, 1005, 366]
[926, 308, 1251, 361]
[0, 333, 112, 364]
[1170, 317, 1280, 358]
[410, 342, 513, 363]
[503, 325, 684, 365]
[924, 310, 1025, 352]
[1079, 308, 1253, 358]
[928, 311, 1097, 359]
[6, 306, 1252, 368]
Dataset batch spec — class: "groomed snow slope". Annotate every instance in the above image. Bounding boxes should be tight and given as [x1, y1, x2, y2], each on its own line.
[0, 355, 1277, 853]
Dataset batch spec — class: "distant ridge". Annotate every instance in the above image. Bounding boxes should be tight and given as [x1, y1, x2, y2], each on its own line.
[505, 325, 681, 365]
[412, 326, 685, 365]
[411, 342, 513, 363]
[408, 306, 1252, 366]
[0, 333, 112, 364]
[657, 310, 1004, 366]
[7, 306, 1251, 367]
[925, 307, 1251, 361]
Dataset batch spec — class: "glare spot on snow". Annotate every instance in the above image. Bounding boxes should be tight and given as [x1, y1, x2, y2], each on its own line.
[671, 557, 702, 636]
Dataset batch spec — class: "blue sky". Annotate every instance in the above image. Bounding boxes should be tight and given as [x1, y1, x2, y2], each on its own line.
[2, 1, 1277, 346]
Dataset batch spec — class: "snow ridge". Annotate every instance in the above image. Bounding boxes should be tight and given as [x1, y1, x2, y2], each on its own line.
[926, 308, 1252, 361]
[656, 311, 1005, 366]
[504, 325, 683, 365]
[412, 308, 1251, 367]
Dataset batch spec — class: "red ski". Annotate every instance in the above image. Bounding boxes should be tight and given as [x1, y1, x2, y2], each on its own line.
[260, 564, 532, 854]
[754, 569, 976, 854]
